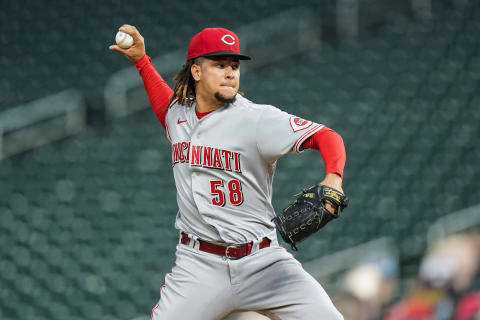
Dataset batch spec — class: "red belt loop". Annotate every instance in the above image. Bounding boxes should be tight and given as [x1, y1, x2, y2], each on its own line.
[180, 232, 190, 245]
[259, 237, 271, 249]
[180, 232, 270, 259]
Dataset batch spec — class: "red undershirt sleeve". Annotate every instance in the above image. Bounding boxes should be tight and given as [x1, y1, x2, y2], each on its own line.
[134, 54, 174, 130]
[300, 127, 346, 178]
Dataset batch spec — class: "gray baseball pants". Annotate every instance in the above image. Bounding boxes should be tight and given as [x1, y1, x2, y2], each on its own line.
[150, 236, 343, 320]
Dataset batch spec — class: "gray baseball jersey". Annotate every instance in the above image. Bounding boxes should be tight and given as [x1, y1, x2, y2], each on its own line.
[165, 94, 324, 244]
[151, 94, 344, 320]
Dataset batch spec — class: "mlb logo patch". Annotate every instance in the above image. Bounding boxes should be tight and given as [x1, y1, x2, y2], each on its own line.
[289, 116, 312, 132]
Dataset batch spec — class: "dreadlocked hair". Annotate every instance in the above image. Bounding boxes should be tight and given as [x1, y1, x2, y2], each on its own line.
[169, 57, 245, 107]
[170, 59, 196, 107]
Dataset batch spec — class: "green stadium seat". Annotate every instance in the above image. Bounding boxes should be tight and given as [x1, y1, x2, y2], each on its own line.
[2, 1, 480, 319]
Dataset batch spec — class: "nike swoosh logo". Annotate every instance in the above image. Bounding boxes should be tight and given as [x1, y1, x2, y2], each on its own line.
[177, 119, 187, 124]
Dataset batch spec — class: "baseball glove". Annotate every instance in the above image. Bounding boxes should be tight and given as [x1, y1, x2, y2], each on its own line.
[272, 185, 348, 250]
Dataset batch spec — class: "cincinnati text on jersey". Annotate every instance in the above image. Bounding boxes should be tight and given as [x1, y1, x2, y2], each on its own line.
[171, 142, 241, 172]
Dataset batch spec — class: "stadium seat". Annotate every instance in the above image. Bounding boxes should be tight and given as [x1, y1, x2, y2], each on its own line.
[2, 1, 480, 319]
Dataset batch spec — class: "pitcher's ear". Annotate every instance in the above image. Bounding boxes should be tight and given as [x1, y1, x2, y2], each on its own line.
[191, 63, 201, 81]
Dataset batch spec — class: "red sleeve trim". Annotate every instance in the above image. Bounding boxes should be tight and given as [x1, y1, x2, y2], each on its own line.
[135, 54, 174, 130]
[294, 124, 324, 153]
[301, 127, 346, 178]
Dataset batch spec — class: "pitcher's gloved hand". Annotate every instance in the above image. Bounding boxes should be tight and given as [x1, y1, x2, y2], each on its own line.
[272, 185, 348, 251]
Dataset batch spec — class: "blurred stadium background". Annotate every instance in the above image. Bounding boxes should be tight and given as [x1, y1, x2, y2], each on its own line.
[1, 0, 479, 319]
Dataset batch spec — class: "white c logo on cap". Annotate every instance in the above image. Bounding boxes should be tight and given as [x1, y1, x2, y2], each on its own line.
[221, 34, 236, 45]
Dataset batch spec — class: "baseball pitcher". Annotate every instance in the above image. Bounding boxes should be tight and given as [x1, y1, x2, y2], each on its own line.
[110, 24, 348, 320]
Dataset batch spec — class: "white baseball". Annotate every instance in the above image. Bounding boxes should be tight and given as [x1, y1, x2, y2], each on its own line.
[115, 31, 134, 49]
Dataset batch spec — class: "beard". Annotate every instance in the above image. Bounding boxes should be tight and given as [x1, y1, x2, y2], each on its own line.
[214, 92, 236, 104]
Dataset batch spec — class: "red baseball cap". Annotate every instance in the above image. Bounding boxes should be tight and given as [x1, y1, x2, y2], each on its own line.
[187, 28, 251, 61]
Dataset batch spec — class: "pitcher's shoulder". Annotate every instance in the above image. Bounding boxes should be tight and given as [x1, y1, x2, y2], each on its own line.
[234, 95, 277, 113]
[166, 99, 192, 116]
[168, 99, 189, 111]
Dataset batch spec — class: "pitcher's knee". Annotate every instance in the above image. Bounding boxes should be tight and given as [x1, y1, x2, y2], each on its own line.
[299, 305, 343, 320]
[306, 297, 344, 320]
[316, 304, 344, 320]
[305, 288, 344, 319]
[329, 308, 344, 320]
